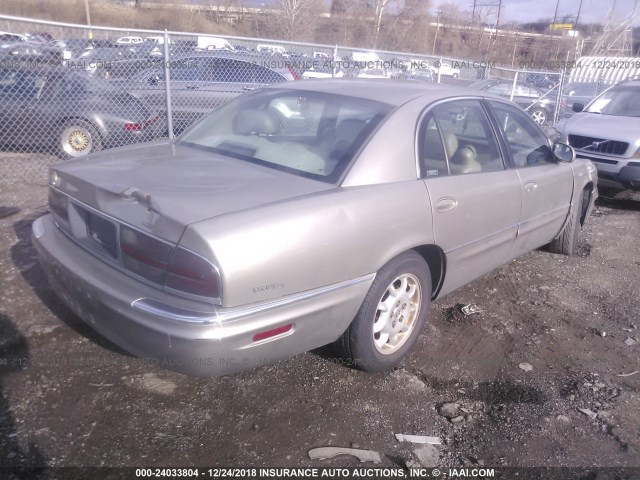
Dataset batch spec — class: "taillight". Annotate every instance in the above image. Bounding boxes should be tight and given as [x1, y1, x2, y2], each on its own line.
[124, 122, 143, 131]
[165, 247, 221, 300]
[120, 225, 173, 284]
[125, 116, 158, 131]
[118, 225, 221, 301]
[48, 188, 69, 227]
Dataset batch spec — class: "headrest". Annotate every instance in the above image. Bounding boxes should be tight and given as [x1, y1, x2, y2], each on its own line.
[441, 131, 458, 158]
[336, 118, 367, 140]
[233, 109, 280, 136]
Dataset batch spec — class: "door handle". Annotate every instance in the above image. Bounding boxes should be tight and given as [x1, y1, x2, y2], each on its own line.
[524, 182, 538, 193]
[242, 86, 256, 91]
[435, 197, 458, 213]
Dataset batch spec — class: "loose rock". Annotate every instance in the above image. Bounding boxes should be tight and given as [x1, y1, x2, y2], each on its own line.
[518, 362, 534, 372]
[438, 403, 460, 418]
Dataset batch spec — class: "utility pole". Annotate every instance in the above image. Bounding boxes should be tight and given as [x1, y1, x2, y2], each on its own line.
[575, 0, 583, 28]
[495, 0, 501, 35]
[552, 0, 561, 29]
[432, 10, 442, 55]
[84, 0, 92, 39]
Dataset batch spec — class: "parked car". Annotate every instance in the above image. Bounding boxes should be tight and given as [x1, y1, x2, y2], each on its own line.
[559, 82, 602, 118]
[429, 61, 460, 78]
[32, 79, 597, 377]
[525, 72, 560, 90]
[0, 66, 162, 159]
[554, 79, 640, 192]
[121, 52, 296, 133]
[256, 43, 287, 55]
[356, 67, 390, 79]
[66, 47, 140, 75]
[0, 32, 27, 44]
[301, 64, 343, 79]
[116, 36, 144, 45]
[0, 42, 64, 64]
[402, 69, 434, 82]
[469, 78, 556, 125]
[26, 31, 56, 44]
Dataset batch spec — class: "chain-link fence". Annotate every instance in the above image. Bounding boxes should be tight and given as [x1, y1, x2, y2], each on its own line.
[1, 13, 639, 201]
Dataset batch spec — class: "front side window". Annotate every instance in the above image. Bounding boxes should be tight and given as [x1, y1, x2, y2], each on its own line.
[179, 89, 392, 183]
[489, 101, 553, 167]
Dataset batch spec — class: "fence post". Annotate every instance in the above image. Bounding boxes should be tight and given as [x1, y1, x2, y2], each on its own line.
[553, 52, 569, 124]
[437, 56, 443, 84]
[333, 44, 338, 78]
[163, 29, 174, 140]
[509, 71, 518, 102]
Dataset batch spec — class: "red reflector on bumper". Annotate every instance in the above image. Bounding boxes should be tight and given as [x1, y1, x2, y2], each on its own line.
[253, 324, 293, 342]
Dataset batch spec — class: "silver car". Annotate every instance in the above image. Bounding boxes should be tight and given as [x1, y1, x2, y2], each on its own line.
[554, 79, 640, 192]
[32, 79, 598, 377]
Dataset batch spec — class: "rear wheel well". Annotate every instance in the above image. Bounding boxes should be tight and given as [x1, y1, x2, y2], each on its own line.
[412, 245, 446, 300]
[580, 183, 593, 226]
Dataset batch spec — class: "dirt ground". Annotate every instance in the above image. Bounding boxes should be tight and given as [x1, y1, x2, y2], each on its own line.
[1, 154, 639, 479]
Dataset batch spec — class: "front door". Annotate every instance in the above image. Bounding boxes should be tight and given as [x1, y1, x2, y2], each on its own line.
[488, 100, 574, 257]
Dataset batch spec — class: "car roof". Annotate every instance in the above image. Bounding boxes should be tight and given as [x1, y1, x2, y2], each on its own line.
[268, 78, 500, 107]
[613, 78, 640, 88]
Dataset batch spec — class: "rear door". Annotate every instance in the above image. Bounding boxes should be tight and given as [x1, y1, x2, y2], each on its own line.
[487, 100, 574, 256]
[419, 99, 522, 296]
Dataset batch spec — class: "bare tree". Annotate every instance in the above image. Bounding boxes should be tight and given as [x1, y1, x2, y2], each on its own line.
[381, 0, 431, 52]
[276, 0, 320, 40]
[373, 0, 394, 48]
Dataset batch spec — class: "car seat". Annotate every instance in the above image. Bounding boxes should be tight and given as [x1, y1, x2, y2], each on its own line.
[232, 109, 281, 136]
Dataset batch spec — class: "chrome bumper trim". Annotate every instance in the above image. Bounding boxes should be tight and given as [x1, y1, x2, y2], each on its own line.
[131, 273, 376, 325]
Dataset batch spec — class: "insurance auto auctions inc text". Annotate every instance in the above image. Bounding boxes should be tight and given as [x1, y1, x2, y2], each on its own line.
[197, 467, 496, 478]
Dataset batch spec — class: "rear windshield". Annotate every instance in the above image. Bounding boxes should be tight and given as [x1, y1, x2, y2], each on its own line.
[585, 85, 640, 116]
[179, 88, 392, 183]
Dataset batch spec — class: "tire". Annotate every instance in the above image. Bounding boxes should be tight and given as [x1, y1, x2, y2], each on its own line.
[529, 108, 548, 125]
[59, 120, 102, 160]
[549, 189, 587, 256]
[337, 251, 432, 372]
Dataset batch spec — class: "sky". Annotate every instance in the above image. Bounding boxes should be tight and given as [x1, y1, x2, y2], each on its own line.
[437, 0, 640, 26]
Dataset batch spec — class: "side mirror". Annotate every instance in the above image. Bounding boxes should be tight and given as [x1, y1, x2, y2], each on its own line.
[553, 142, 575, 163]
[572, 102, 584, 113]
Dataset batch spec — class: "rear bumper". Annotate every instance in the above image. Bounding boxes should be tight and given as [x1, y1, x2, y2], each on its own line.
[32, 214, 371, 376]
[103, 124, 164, 150]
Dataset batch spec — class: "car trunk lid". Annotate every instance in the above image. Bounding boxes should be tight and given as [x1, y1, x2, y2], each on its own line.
[51, 140, 333, 243]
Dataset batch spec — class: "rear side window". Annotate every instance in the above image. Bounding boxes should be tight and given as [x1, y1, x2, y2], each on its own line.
[431, 100, 504, 175]
[418, 113, 448, 177]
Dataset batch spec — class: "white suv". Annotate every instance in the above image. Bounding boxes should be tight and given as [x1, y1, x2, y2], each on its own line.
[554, 79, 640, 192]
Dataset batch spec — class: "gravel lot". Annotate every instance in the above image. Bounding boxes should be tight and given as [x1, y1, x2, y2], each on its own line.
[1, 153, 639, 479]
